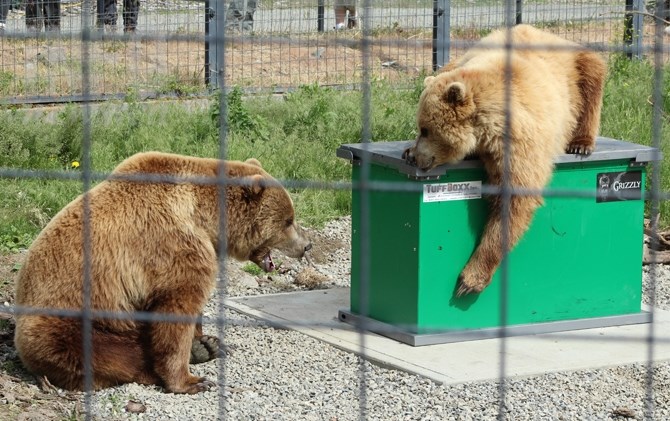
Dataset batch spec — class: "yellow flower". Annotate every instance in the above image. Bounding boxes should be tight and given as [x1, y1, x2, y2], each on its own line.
[71, 161, 80, 169]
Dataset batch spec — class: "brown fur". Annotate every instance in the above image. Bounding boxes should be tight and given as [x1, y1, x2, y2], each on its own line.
[14, 152, 311, 393]
[403, 25, 606, 295]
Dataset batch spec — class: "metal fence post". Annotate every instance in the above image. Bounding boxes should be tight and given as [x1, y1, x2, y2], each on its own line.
[318, 0, 325, 32]
[205, 0, 225, 89]
[433, 0, 450, 71]
[624, 0, 644, 59]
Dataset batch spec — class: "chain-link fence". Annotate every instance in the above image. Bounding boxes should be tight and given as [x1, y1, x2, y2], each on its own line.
[1, 0, 669, 419]
[0, 0, 667, 102]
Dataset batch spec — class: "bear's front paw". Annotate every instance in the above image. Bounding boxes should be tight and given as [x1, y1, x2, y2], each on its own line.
[190, 335, 221, 364]
[566, 137, 595, 156]
[456, 271, 490, 297]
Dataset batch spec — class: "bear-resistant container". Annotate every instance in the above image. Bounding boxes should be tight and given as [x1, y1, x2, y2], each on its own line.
[336, 138, 660, 346]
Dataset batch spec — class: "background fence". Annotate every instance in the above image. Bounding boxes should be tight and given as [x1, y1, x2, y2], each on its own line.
[0, 0, 668, 103]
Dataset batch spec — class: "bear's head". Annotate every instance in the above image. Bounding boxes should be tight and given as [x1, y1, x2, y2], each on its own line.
[230, 159, 312, 273]
[403, 74, 478, 170]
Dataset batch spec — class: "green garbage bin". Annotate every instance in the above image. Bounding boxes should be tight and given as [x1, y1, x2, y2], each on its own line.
[336, 138, 660, 346]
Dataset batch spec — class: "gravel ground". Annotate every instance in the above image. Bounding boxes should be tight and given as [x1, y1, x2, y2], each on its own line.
[2, 216, 670, 420]
[90, 217, 670, 420]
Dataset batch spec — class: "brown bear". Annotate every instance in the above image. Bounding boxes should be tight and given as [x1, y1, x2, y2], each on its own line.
[403, 24, 606, 296]
[14, 152, 312, 394]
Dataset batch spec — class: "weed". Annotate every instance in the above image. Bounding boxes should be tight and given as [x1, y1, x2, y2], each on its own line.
[0, 227, 33, 254]
[158, 68, 203, 97]
[241, 262, 264, 276]
[102, 40, 125, 54]
[0, 318, 10, 330]
[54, 106, 84, 166]
[63, 409, 84, 421]
[1, 359, 20, 375]
[0, 70, 15, 96]
[210, 87, 269, 141]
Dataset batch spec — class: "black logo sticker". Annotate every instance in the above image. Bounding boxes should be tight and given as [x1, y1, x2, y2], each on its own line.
[596, 171, 642, 203]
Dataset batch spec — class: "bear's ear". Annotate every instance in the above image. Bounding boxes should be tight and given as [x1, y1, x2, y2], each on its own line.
[443, 82, 466, 105]
[245, 158, 262, 168]
[245, 174, 265, 197]
[423, 76, 436, 88]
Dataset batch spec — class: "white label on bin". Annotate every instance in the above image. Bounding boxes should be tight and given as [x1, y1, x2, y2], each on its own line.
[423, 181, 482, 202]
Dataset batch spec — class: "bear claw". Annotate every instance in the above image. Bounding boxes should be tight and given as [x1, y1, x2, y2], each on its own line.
[456, 282, 473, 297]
[567, 145, 592, 155]
[566, 138, 595, 156]
[455, 272, 489, 297]
[186, 379, 216, 394]
[402, 147, 416, 165]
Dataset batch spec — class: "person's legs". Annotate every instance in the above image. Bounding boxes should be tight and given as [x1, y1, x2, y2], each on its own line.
[226, 0, 255, 31]
[334, 0, 357, 30]
[225, 0, 243, 29]
[99, 0, 118, 30]
[25, 0, 43, 32]
[242, 0, 256, 31]
[43, 0, 60, 31]
[0, 0, 10, 32]
[346, 5, 357, 29]
[122, 0, 139, 32]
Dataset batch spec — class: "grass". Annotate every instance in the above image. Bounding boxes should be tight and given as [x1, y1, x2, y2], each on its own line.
[600, 54, 670, 220]
[0, 56, 668, 253]
[0, 78, 422, 248]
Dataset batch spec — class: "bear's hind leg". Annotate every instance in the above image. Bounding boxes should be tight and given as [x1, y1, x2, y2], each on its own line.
[566, 51, 606, 156]
[90, 325, 162, 389]
[148, 290, 216, 394]
[16, 317, 160, 391]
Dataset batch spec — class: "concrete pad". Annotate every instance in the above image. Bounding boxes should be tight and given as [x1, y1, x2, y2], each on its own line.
[225, 288, 670, 385]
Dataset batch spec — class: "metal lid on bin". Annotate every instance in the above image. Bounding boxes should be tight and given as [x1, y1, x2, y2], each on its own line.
[336, 137, 661, 178]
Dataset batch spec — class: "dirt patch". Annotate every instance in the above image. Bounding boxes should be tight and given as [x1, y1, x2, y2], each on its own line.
[305, 228, 346, 265]
[0, 252, 24, 305]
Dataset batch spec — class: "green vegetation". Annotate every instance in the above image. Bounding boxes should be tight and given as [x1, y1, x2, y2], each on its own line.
[600, 54, 670, 220]
[241, 262, 265, 276]
[0, 57, 668, 253]
[0, 78, 421, 250]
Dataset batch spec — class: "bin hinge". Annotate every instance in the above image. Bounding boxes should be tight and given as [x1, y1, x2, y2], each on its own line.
[629, 161, 648, 168]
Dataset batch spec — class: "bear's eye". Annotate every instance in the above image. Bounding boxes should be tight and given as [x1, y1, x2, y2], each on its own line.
[286, 217, 294, 227]
[420, 128, 428, 137]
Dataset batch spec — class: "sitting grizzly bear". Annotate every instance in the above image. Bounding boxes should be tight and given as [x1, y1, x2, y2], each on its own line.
[403, 24, 606, 296]
[14, 152, 311, 393]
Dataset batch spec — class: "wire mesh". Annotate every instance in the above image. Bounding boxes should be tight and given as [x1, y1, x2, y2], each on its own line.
[1, 0, 665, 101]
[0, 0, 668, 419]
